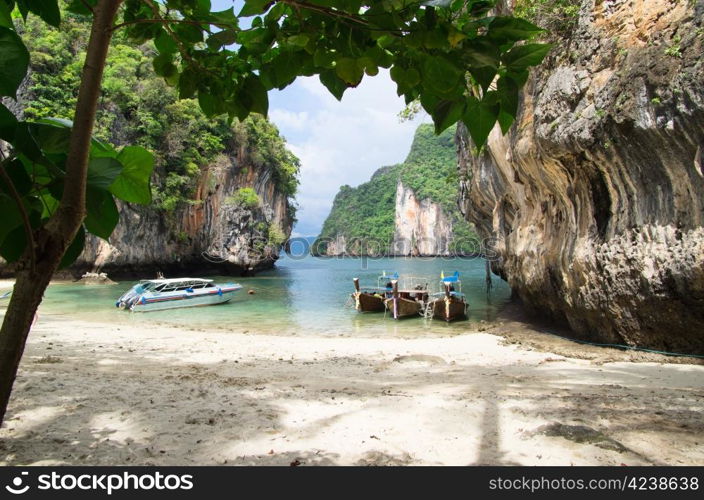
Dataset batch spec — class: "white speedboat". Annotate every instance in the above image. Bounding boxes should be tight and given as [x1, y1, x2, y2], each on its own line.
[116, 278, 242, 312]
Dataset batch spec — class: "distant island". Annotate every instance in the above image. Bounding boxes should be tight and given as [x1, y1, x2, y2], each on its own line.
[313, 124, 479, 256]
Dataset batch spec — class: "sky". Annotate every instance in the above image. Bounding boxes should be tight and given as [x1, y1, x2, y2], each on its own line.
[212, 0, 427, 237]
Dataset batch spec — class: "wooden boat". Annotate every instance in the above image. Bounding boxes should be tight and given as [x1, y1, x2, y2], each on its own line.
[351, 272, 396, 313]
[384, 279, 427, 319]
[426, 272, 468, 322]
[116, 278, 242, 312]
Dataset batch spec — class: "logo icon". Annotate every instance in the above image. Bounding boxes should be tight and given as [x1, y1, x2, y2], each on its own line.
[5, 471, 30, 495]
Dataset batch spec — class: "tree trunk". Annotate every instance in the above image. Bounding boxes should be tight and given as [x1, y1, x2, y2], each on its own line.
[0, 0, 123, 427]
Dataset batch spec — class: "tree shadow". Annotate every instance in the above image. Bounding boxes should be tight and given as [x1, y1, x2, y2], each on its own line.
[1, 330, 702, 466]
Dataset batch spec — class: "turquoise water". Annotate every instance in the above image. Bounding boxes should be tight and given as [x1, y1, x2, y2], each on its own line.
[38, 255, 511, 337]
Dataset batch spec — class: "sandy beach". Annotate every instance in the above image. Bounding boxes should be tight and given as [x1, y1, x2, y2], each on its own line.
[1, 283, 703, 466]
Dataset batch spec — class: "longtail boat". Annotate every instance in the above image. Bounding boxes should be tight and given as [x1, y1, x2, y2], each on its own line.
[351, 271, 397, 312]
[384, 279, 428, 320]
[425, 271, 468, 322]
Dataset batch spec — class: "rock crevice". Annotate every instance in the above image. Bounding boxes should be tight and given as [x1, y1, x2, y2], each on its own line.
[458, 0, 704, 352]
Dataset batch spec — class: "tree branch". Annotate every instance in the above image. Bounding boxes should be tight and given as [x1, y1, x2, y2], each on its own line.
[0, 155, 36, 272]
[80, 0, 95, 14]
[141, 0, 207, 72]
[46, 0, 124, 241]
[281, 0, 371, 27]
[111, 16, 232, 32]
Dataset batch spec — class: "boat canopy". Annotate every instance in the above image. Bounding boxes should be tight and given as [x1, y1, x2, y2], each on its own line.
[441, 271, 460, 283]
[135, 278, 215, 293]
[139, 278, 213, 285]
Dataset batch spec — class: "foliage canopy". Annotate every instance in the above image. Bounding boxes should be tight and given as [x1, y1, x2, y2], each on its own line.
[0, 0, 549, 266]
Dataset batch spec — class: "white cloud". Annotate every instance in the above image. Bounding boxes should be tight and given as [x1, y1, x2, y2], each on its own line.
[269, 70, 428, 236]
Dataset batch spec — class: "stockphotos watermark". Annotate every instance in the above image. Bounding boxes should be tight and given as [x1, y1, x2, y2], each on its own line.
[3, 470, 193, 496]
[202, 235, 501, 270]
[281, 235, 500, 268]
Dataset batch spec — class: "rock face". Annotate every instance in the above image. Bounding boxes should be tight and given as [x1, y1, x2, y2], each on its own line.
[392, 181, 453, 255]
[73, 151, 293, 278]
[316, 124, 477, 256]
[458, 0, 704, 352]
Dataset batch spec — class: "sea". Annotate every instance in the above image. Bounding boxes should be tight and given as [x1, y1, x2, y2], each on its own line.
[36, 254, 512, 337]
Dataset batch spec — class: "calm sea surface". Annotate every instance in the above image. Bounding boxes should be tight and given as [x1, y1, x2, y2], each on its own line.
[37, 255, 511, 337]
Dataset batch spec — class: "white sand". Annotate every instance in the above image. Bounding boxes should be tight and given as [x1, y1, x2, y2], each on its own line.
[0, 302, 703, 466]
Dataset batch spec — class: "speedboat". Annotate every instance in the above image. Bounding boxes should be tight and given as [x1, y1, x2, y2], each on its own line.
[116, 278, 242, 312]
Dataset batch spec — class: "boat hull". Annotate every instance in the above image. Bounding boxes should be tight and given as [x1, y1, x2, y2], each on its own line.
[130, 288, 239, 312]
[431, 296, 467, 322]
[353, 292, 386, 312]
[384, 297, 422, 319]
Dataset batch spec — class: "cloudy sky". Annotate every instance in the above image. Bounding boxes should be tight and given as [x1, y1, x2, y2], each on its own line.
[213, 1, 426, 237]
[268, 74, 425, 236]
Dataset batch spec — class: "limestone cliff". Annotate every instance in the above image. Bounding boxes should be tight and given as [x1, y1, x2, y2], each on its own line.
[74, 147, 293, 278]
[458, 0, 704, 352]
[315, 124, 477, 256]
[0, 15, 298, 279]
[392, 181, 453, 255]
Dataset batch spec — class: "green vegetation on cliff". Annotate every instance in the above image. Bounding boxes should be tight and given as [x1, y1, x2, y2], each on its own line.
[315, 124, 477, 254]
[19, 12, 299, 216]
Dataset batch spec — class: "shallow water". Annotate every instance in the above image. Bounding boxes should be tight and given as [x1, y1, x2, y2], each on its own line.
[38, 254, 511, 337]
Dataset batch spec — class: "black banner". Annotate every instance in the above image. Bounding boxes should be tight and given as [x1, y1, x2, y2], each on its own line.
[0, 466, 702, 499]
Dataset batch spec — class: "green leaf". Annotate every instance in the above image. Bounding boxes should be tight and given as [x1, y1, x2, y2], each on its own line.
[154, 30, 178, 55]
[0, 1, 12, 28]
[469, 66, 496, 93]
[488, 17, 544, 43]
[313, 48, 336, 69]
[421, 55, 463, 96]
[178, 68, 198, 99]
[11, 123, 50, 165]
[67, 0, 97, 16]
[335, 58, 363, 86]
[58, 225, 85, 269]
[497, 75, 519, 133]
[0, 224, 26, 263]
[241, 74, 269, 115]
[262, 51, 304, 89]
[287, 34, 309, 47]
[109, 146, 154, 204]
[27, 121, 72, 154]
[87, 156, 123, 190]
[463, 96, 499, 149]
[319, 70, 347, 101]
[172, 23, 203, 44]
[208, 7, 239, 27]
[206, 29, 237, 49]
[27, 0, 61, 27]
[432, 99, 466, 134]
[0, 101, 17, 140]
[239, 0, 272, 17]
[0, 193, 23, 245]
[463, 39, 501, 68]
[85, 188, 119, 240]
[198, 92, 219, 117]
[15, 0, 28, 20]
[0, 158, 32, 196]
[502, 43, 552, 70]
[0, 26, 29, 97]
[153, 53, 177, 78]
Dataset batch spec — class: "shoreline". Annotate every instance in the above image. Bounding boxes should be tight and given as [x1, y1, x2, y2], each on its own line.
[0, 311, 702, 466]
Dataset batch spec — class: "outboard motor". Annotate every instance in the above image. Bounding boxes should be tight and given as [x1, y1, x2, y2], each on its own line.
[116, 284, 145, 309]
